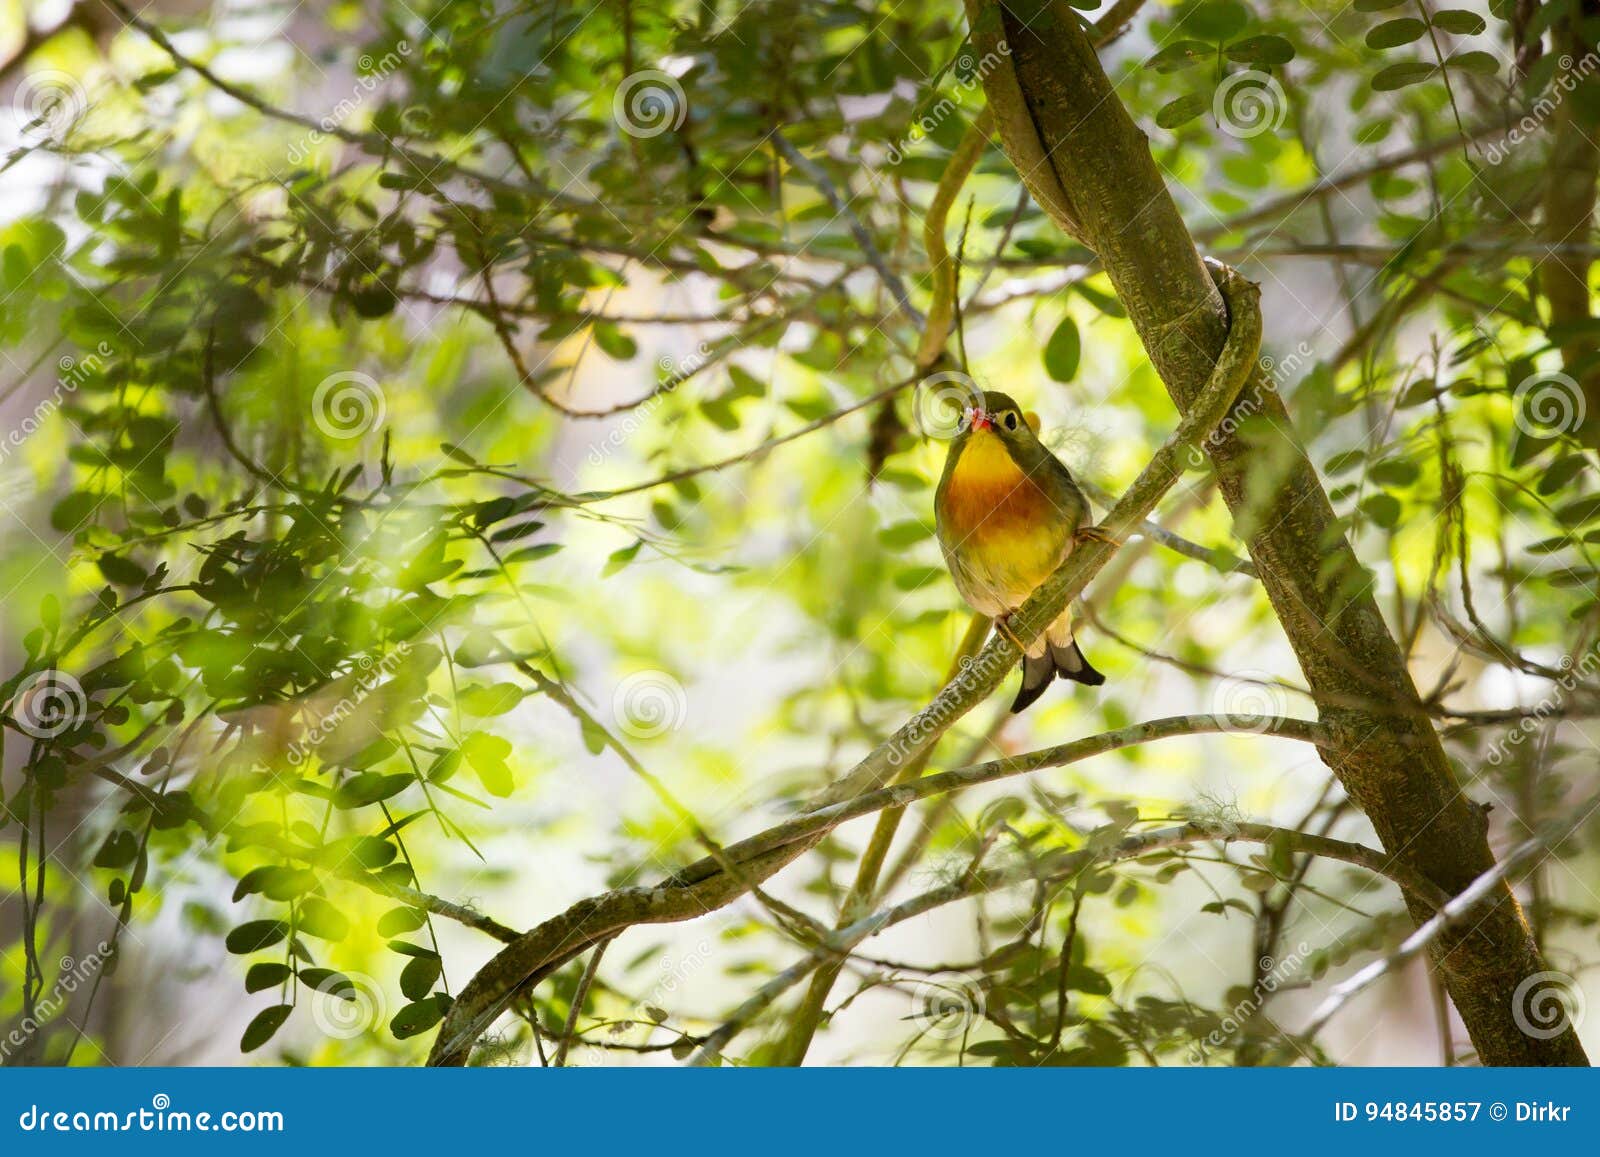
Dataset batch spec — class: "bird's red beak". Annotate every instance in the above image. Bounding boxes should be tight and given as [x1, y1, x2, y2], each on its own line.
[968, 407, 992, 432]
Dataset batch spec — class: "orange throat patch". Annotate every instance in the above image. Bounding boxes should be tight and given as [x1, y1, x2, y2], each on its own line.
[943, 431, 1051, 538]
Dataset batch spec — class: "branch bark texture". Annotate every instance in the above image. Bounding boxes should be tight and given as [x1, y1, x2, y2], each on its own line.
[963, 0, 1586, 1065]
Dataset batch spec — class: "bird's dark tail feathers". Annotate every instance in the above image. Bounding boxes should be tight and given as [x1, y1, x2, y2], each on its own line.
[1010, 638, 1105, 714]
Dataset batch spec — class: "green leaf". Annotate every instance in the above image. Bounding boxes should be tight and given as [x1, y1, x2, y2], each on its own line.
[878, 521, 934, 548]
[391, 995, 450, 1039]
[1074, 282, 1126, 318]
[1366, 18, 1427, 48]
[592, 323, 637, 361]
[300, 968, 355, 998]
[1043, 315, 1082, 381]
[504, 543, 562, 565]
[1184, 0, 1249, 40]
[50, 491, 100, 533]
[97, 554, 148, 587]
[241, 1004, 293, 1052]
[1225, 35, 1295, 65]
[458, 682, 524, 716]
[1431, 8, 1486, 33]
[333, 772, 412, 809]
[893, 565, 945, 591]
[1446, 50, 1500, 76]
[244, 962, 292, 993]
[226, 920, 288, 954]
[1148, 40, 1212, 72]
[1538, 455, 1587, 496]
[1555, 495, 1600, 526]
[298, 897, 350, 941]
[386, 940, 440, 959]
[462, 731, 514, 797]
[1354, 0, 1410, 10]
[602, 539, 645, 577]
[1369, 458, 1420, 487]
[1324, 450, 1366, 475]
[378, 906, 427, 936]
[1361, 493, 1403, 528]
[1066, 965, 1113, 995]
[1372, 61, 1436, 90]
[94, 829, 139, 869]
[1155, 92, 1210, 130]
[400, 955, 442, 1001]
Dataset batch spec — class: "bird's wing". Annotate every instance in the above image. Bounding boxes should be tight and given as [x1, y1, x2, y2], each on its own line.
[1034, 444, 1093, 532]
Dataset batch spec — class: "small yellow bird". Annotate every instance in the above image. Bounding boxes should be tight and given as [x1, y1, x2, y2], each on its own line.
[934, 390, 1105, 713]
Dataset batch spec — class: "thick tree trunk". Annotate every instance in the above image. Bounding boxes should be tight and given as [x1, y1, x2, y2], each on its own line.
[965, 0, 1588, 1065]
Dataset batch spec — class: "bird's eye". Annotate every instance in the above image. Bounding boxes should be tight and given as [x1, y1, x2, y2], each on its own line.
[1002, 411, 1020, 431]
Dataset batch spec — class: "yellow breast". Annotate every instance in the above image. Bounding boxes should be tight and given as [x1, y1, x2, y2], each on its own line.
[941, 432, 1066, 602]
